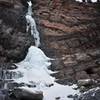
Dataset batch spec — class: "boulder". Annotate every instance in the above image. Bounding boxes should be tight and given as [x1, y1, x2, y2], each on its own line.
[9, 88, 43, 100]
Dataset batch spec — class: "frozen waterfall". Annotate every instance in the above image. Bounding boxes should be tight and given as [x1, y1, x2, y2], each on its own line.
[26, 1, 40, 47]
[3, 1, 79, 100]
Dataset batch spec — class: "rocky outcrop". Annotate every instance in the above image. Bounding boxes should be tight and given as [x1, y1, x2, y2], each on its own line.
[78, 87, 100, 100]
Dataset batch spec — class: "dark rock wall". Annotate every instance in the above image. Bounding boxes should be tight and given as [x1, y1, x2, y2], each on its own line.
[0, 0, 32, 63]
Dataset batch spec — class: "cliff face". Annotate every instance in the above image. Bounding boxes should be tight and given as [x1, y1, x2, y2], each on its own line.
[0, 0, 100, 83]
[33, 0, 100, 83]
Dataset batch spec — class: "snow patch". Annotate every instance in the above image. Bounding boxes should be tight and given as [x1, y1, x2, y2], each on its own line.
[76, 0, 97, 2]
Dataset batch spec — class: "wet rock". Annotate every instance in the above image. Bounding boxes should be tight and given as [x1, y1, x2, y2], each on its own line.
[67, 94, 73, 98]
[55, 97, 60, 100]
[67, 94, 78, 100]
[9, 88, 43, 100]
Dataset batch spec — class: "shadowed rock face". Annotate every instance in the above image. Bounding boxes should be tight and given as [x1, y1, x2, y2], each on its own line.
[78, 88, 100, 100]
[0, 0, 33, 63]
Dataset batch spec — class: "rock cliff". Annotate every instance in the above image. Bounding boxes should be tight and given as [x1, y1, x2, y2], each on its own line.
[33, 0, 100, 83]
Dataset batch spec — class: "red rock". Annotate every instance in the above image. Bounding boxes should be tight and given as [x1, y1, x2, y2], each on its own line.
[40, 20, 87, 33]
